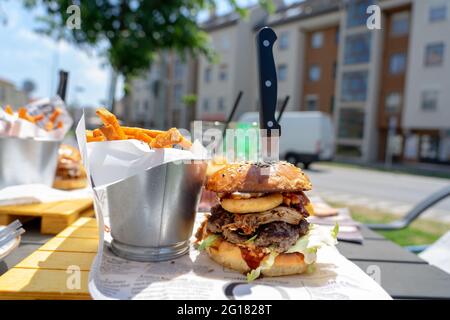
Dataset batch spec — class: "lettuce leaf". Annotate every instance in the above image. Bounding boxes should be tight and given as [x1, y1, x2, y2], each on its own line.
[245, 234, 258, 244]
[246, 250, 279, 282]
[286, 223, 338, 264]
[198, 234, 220, 251]
[245, 223, 338, 281]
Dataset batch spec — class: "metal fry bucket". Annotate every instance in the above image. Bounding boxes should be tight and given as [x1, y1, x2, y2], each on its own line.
[0, 137, 60, 188]
[106, 161, 207, 262]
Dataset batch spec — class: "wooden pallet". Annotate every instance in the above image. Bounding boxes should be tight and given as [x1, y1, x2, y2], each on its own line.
[0, 217, 98, 299]
[0, 199, 94, 234]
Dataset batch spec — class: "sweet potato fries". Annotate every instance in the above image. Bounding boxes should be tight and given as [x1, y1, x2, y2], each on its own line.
[86, 108, 192, 149]
[2, 105, 63, 131]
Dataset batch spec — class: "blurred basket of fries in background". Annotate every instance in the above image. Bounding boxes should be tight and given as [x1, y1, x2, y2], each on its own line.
[0, 97, 73, 188]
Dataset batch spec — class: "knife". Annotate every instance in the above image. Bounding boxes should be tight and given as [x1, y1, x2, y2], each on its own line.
[56, 70, 69, 102]
[256, 27, 281, 163]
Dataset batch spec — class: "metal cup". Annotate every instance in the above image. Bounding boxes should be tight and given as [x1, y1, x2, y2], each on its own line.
[0, 137, 60, 189]
[106, 161, 207, 262]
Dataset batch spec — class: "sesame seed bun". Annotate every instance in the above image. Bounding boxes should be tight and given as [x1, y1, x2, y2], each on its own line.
[206, 161, 312, 193]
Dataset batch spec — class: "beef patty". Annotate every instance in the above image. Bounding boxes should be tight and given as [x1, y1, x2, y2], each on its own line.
[206, 205, 310, 252]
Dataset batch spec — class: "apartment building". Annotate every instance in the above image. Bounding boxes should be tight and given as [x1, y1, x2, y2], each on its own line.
[126, 51, 197, 130]
[125, 0, 450, 165]
[250, 0, 341, 112]
[0, 78, 28, 109]
[403, 0, 450, 164]
[196, 7, 266, 121]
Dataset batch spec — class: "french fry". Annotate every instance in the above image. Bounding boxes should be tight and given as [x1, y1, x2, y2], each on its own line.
[18, 107, 35, 123]
[86, 130, 105, 142]
[96, 108, 127, 140]
[136, 131, 154, 144]
[86, 130, 94, 138]
[87, 135, 106, 142]
[99, 124, 121, 140]
[93, 128, 104, 137]
[122, 127, 163, 138]
[45, 121, 54, 131]
[87, 108, 192, 149]
[4, 105, 13, 115]
[150, 128, 191, 149]
[56, 121, 63, 129]
[33, 114, 45, 122]
[49, 107, 62, 123]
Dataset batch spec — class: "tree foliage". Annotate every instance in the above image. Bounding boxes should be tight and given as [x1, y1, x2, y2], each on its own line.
[21, 0, 273, 79]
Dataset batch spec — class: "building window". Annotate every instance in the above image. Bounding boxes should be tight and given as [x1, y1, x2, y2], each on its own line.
[341, 71, 368, 102]
[335, 27, 340, 44]
[429, 3, 447, 22]
[333, 62, 337, 79]
[346, 0, 374, 28]
[421, 90, 439, 111]
[279, 31, 289, 50]
[309, 64, 321, 82]
[204, 67, 212, 83]
[390, 11, 410, 36]
[311, 32, 324, 49]
[425, 43, 445, 66]
[219, 65, 228, 81]
[336, 145, 363, 157]
[344, 33, 371, 65]
[338, 108, 365, 139]
[305, 95, 318, 111]
[174, 84, 183, 105]
[385, 92, 402, 113]
[221, 34, 230, 50]
[389, 53, 407, 74]
[174, 59, 184, 80]
[218, 97, 226, 112]
[278, 64, 288, 81]
[202, 98, 210, 112]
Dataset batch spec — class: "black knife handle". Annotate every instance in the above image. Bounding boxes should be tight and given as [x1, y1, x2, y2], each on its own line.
[257, 27, 281, 136]
[57, 70, 69, 102]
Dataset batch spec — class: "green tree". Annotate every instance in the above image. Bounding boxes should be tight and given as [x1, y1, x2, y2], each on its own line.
[19, 0, 274, 112]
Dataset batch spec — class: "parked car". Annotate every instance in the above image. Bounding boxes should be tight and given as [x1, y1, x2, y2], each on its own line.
[238, 111, 335, 169]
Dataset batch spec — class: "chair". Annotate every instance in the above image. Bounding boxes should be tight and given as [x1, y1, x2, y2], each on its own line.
[366, 184, 450, 254]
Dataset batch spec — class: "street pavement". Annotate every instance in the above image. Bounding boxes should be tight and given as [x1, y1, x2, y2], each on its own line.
[306, 163, 450, 222]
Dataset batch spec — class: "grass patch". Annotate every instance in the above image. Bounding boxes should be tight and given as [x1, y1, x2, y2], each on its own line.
[327, 201, 450, 247]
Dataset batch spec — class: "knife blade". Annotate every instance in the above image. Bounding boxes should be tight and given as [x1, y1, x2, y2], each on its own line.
[256, 27, 281, 163]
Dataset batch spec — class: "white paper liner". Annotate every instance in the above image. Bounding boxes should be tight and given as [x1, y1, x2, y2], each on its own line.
[0, 96, 73, 141]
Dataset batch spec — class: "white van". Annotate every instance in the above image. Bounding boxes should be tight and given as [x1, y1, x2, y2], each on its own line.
[238, 111, 335, 169]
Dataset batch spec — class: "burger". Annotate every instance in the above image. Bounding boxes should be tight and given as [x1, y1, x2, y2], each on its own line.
[196, 161, 337, 280]
[53, 144, 87, 190]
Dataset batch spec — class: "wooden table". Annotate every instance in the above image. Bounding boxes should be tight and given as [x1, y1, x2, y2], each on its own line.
[1, 218, 450, 299]
[0, 217, 97, 299]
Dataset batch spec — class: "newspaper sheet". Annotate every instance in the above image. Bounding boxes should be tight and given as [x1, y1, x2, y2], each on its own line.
[88, 199, 391, 300]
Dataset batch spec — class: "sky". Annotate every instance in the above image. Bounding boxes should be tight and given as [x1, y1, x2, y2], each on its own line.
[0, 1, 122, 107]
[0, 0, 299, 108]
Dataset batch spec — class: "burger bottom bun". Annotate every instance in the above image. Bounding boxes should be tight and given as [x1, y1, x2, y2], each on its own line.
[205, 237, 308, 277]
[53, 177, 87, 190]
[220, 192, 283, 214]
